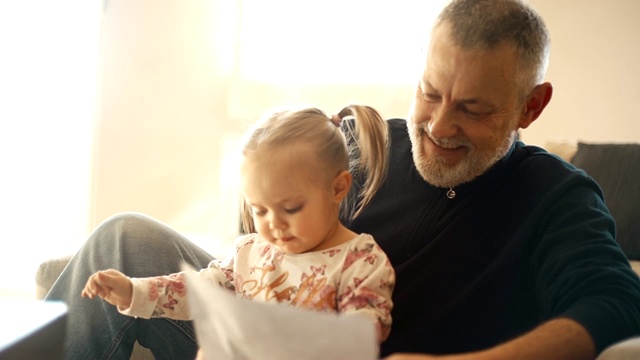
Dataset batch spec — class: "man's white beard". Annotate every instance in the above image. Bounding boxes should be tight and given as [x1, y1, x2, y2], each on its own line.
[408, 121, 516, 188]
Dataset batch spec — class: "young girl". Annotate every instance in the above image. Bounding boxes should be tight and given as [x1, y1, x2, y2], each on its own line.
[81, 104, 395, 347]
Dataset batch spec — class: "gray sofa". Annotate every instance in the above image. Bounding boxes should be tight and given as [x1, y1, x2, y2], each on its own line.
[35, 140, 640, 359]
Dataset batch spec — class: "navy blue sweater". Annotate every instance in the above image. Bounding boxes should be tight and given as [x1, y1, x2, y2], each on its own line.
[347, 119, 640, 356]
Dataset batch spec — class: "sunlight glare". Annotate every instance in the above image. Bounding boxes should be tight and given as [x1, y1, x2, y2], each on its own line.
[237, 0, 448, 84]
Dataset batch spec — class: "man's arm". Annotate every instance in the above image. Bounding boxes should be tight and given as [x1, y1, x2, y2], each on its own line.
[383, 317, 596, 360]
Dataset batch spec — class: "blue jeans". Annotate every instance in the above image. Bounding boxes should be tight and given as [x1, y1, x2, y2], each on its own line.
[45, 213, 215, 360]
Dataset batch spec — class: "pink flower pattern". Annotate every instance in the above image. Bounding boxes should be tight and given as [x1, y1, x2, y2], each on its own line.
[148, 282, 159, 302]
[131, 233, 394, 341]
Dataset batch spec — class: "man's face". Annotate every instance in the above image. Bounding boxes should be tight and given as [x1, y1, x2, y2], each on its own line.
[408, 24, 525, 188]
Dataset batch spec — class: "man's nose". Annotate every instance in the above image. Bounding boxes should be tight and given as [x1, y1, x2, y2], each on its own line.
[428, 103, 459, 139]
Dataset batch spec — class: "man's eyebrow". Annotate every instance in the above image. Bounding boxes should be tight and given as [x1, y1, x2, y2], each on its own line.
[459, 98, 482, 105]
[424, 80, 437, 92]
[424, 80, 493, 107]
[458, 96, 496, 108]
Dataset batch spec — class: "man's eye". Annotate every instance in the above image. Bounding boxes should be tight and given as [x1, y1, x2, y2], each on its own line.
[421, 92, 441, 102]
[459, 105, 484, 117]
[285, 205, 303, 214]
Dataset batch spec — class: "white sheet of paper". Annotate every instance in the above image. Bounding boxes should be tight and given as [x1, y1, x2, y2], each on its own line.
[182, 263, 378, 360]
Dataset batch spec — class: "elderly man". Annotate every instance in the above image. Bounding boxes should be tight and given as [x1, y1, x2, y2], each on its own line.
[356, 0, 640, 359]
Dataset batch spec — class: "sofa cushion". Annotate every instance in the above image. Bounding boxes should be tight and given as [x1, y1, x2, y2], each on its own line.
[35, 256, 72, 300]
[570, 142, 640, 260]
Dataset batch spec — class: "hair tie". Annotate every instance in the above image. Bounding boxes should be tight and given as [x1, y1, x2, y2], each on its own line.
[330, 115, 342, 127]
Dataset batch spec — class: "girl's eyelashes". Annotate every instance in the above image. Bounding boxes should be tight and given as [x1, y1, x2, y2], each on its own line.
[285, 205, 303, 214]
[251, 204, 303, 216]
[252, 208, 266, 216]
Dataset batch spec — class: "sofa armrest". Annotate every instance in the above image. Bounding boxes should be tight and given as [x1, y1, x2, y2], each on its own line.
[597, 337, 640, 360]
[35, 256, 72, 300]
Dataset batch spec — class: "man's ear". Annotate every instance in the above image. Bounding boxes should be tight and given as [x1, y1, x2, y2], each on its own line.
[332, 170, 352, 203]
[518, 82, 553, 129]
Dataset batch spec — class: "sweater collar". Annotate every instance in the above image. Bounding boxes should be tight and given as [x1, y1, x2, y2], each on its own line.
[429, 140, 520, 200]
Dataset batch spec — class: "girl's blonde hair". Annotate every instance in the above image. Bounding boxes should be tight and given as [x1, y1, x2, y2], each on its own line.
[240, 104, 389, 233]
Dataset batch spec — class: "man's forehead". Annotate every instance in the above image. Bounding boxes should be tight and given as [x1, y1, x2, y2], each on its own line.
[422, 64, 520, 111]
[424, 29, 520, 90]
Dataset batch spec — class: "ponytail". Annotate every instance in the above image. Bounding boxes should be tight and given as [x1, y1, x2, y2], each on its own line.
[337, 104, 389, 221]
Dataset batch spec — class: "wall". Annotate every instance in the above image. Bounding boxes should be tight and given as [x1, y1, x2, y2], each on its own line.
[523, 0, 640, 146]
[92, 0, 239, 254]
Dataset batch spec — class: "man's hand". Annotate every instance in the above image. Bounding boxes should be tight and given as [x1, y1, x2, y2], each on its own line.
[382, 318, 596, 360]
[383, 353, 477, 360]
[383, 355, 439, 360]
[81, 269, 133, 309]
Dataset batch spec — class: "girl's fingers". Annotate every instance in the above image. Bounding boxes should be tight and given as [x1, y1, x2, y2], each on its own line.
[82, 271, 111, 298]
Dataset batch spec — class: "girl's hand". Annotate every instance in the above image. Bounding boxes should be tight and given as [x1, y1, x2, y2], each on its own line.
[81, 269, 133, 309]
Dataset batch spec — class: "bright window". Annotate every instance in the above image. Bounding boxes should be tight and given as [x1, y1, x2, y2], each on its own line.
[237, 0, 449, 85]
[0, 1, 101, 297]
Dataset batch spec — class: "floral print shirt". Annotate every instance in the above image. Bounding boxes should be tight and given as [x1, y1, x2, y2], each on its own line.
[120, 233, 395, 341]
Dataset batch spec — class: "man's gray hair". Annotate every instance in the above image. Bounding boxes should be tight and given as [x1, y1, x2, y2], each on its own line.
[436, 0, 550, 95]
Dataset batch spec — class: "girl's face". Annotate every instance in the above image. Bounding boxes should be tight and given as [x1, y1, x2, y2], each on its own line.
[240, 145, 348, 254]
